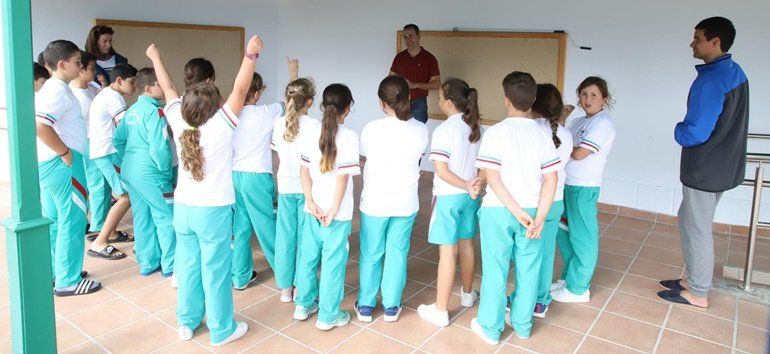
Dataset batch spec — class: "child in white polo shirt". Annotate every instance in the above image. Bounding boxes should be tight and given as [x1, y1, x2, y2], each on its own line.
[87, 63, 137, 260]
[551, 76, 616, 304]
[293, 83, 360, 330]
[355, 76, 429, 323]
[471, 71, 560, 344]
[417, 78, 483, 327]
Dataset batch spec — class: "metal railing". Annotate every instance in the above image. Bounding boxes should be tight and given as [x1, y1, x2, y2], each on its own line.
[735, 136, 770, 290]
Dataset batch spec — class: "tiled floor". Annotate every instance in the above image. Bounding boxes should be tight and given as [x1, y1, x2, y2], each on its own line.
[1, 172, 769, 353]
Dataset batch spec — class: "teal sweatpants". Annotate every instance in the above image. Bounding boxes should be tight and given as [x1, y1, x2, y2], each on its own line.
[231, 171, 277, 287]
[83, 139, 110, 232]
[39, 150, 88, 288]
[295, 215, 351, 323]
[122, 160, 176, 276]
[477, 207, 541, 340]
[274, 193, 305, 289]
[357, 212, 417, 308]
[174, 203, 237, 344]
[556, 185, 600, 295]
[536, 200, 565, 305]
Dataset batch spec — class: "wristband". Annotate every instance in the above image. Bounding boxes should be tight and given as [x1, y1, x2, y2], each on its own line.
[58, 148, 70, 157]
[245, 52, 259, 61]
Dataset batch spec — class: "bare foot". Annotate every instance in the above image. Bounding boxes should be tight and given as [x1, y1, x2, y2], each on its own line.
[680, 290, 709, 308]
[679, 279, 689, 289]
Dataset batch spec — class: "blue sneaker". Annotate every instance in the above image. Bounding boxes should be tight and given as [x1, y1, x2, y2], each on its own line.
[355, 302, 374, 323]
[533, 303, 549, 318]
[383, 305, 402, 322]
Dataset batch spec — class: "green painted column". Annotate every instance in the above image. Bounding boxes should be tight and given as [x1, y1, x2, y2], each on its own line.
[1, 0, 58, 352]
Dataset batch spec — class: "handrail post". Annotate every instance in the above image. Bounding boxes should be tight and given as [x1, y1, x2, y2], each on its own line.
[743, 161, 763, 291]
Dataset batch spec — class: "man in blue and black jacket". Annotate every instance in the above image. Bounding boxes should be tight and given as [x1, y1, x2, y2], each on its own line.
[658, 17, 749, 309]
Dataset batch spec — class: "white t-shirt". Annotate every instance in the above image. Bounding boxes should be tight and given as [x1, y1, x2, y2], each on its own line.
[70, 85, 95, 126]
[360, 116, 429, 217]
[232, 102, 285, 173]
[165, 98, 239, 206]
[271, 115, 320, 194]
[96, 56, 116, 73]
[300, 124, 361, 221]
[536, 118, 573, 201]
[88, 87, 126, 159]
[565, 110, 616, 187]
[429, 113, 481, 196]
[35, 78, 87, 161]
[475, 117, 562, 209]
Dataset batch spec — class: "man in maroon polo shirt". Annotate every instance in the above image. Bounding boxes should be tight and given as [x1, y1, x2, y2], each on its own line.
[389, 24, 441, 124]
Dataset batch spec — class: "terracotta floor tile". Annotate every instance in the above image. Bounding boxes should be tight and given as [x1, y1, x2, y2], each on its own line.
[55, 317, 90, 351]
[666, 306, 734, 346]
[652, 223, 680, 237]
[597, 251, 634, 272]
[94, 317, 176, 353]
[239, 294, 297, 331]
[599, 237, 642, 257]
[331, 328, 413, 354]
[196, 314, 273, 352]
[602, 226, 648, 244]
[645, 233, 683, 250]
[406, 257, 439, 285]
[232, 283, 276, 311]
[617, 274, 667, 302]
[53, 285, 119, 316]
[628, 258, 683, 280]
[0, 310, 9, 340]
[416, 245, 440, 261]
[100, 266, 164, 296]
[604, 292, 669, 326]
[124, 279, 177, 314]
[738, 299, 770, 330]
[507, 321, 583, 353]
[583, 285, 613, 309]
[282, 314, 361, 352]
[612, 217, 654, 233]
[589, 312, 660, 352]
[700, 291, 736, 320]
[598, 212, 616, 224]
[67, 298, 147, 338]
[578, 336, 639, 354]
[60, 341, 108, 353]
[368, 306, 442, 347]
[81, 252, 136, 278]
[154, 305, 179, 329]
[421, 324, 499, 354]
[656, 329, 731, 354]
[499, 343, 537, 353]
[403, 286, 463, 316]
[541, 302, 600, 333]
[637, 245, 685, 267]
[736, 324, 770, 354]
[592, 266, 624, 289]
[153, 339, 213, 354]
[242, 333, 315, 354]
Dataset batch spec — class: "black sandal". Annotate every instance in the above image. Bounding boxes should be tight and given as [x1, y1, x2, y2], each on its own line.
[87, 245, 126, 260]
[659, 279, 686, 291]
[111, 230, 134, 243]
[657, 289, 707, 311]
[54, 278, 102, 296]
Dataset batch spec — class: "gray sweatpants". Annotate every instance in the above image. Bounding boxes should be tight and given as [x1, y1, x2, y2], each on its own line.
[678, 185, 723, 298]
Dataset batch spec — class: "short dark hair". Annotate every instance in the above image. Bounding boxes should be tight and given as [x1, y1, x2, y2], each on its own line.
[42, 40, 80, 71]
[403, 24, 420, 35]
[33, 62, 50, 81]
[695, 17, 736, 52]
[134, 67, 157, 93]
[79, 50, 97, 68]
[36, 51, 45, 67]
[502, 71, 537, 111]
[246, 72, 265, 102]
[109, 63, 138, 83]
[576, 76, 613, 109]
[184, 58, 215, 88]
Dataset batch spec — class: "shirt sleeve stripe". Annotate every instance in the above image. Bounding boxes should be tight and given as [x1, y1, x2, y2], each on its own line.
[541, 159, 561, 170]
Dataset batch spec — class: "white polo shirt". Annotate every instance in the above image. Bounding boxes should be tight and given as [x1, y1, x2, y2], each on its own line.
[88, 87, 126, 159]
[35, 77, 87, 161]
[475, 117, 561, 209]
[165, 98, 239, 207]
[70, 85, 95, 123]
[565, 110, 616, 187]
[272, 115, 320, 194]
[536, 118, 573, 201]
[360, 116, 429, 217]
[300, 124, 361, 221]
[429, 113, 481, 196]
[232, 102, 285, 173]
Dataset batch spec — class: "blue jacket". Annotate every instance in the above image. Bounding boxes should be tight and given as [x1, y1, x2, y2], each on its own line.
[675, 54, 749, 192]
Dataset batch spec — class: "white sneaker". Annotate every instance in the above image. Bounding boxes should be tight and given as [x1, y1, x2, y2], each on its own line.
[178, 326, 193, 341]
[280, 288, 294, 303]
[551, 287, 590, 303]
[460, 286, 478, 308]
[417, 304, 449, 327]
[383, 306, 402, 322]
[171, 273, 178, 289]
[315, 311, 351, 331]
[293, 303, 319, 320]
[211, 322, 248, 347]
[471, 317, 499, 345]
[549, 279, 566, 292]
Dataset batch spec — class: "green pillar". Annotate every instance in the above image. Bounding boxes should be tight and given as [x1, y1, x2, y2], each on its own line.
[1, 0, 58, 352]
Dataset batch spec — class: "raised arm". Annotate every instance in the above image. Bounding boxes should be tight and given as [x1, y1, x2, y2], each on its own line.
[287, 56, 299, 81]
[145, 44, 179, 101]
[226, 35, 264, 116]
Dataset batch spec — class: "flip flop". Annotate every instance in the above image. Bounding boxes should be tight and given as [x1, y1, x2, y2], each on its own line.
[52, 271, 89, 287]
[111, 230, 134, 243]
[54, 278, 102, 296]
[87, 245, 126, 260]
[657, 289, 707, 311]
[659, 279, 686, 291]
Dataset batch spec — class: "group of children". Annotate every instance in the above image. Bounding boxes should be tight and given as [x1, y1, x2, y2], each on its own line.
[33, 33, 614, 346]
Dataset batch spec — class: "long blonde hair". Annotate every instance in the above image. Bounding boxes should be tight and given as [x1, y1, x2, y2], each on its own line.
[283, 78, 315, 142]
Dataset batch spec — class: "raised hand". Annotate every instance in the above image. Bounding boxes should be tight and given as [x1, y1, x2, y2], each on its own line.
[247, 35, 264, 54]
[287, 56, 299, 80]
[146, 43, 160, 61]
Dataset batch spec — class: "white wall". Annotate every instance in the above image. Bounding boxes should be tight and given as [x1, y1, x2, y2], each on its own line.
[2, 0, 769, 224]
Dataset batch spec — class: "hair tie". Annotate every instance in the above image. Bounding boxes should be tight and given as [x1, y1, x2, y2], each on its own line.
[186, 126, 197, 131]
